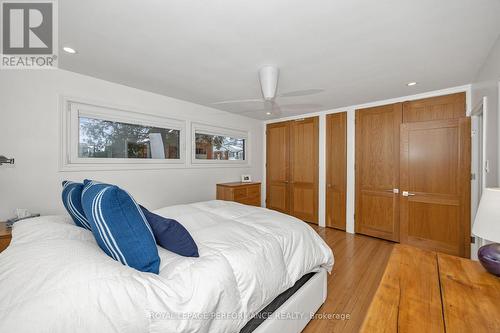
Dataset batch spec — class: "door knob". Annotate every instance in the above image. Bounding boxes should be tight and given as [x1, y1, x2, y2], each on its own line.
[402, 191, 415, 197]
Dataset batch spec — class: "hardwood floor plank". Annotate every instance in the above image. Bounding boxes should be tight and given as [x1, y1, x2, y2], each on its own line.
[303, 225, 394, 333]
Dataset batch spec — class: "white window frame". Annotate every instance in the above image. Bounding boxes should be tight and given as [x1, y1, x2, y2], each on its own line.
[191, 122, 249, 165]
[61, 97, 186, 171]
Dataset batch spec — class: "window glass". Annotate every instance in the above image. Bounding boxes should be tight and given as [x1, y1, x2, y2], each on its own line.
[194, 132, 245, 160]
[79, 117, 180, 159]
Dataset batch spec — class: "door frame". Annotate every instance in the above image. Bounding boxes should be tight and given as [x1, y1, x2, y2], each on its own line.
[471, 96, 488, 257]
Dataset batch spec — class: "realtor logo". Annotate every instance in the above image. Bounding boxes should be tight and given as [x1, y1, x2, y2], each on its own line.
[1, 1, 58, 69]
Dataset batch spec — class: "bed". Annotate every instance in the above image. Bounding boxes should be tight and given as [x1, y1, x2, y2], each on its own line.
[0, 200, 333, 333]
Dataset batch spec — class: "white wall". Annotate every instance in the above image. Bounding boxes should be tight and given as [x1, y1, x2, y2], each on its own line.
[263, 85, 471, 233]
[471, 35, 500, 187]
[0, 69, 264, 220]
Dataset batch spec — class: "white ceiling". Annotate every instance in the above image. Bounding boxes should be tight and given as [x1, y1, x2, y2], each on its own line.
[59, 0, 500, 120]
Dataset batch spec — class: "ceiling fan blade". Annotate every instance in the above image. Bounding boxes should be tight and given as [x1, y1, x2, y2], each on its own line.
[241, 101, 281, 117]
[278, 88, 324, 98]
[270, 101, 282, 116]
[279, 103, 323, 111]
[239, 109, 280, 119]
[211, 98, 263, 105]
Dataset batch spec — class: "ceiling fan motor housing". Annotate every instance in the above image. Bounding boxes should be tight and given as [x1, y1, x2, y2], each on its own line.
[259, 65, 279, 101]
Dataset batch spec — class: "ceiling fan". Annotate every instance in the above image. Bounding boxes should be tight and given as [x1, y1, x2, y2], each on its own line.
[212, 65, 324, 116]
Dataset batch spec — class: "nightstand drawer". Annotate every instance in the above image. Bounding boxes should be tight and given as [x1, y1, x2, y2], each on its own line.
[240, 197, 261, 207]
[216, 182, 261, 207]
[233, 188, 248, 200]
[247, 186, 260, 199]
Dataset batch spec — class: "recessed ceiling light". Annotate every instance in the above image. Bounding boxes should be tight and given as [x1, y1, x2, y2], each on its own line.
[63, 46, 77, 54]
[407, 81, 417, 86]
[266, 112, 271, 115]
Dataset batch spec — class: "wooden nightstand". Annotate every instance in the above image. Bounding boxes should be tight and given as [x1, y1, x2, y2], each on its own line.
[216, 182, 261, 207]
[0, 222, 12, 253]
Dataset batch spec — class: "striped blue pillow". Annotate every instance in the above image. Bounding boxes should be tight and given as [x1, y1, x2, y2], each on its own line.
[81, 181, 160, 274]
[61, 181, 91, 230]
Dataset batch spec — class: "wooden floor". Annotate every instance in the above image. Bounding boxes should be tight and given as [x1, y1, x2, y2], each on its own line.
[303, 225, 394, 333]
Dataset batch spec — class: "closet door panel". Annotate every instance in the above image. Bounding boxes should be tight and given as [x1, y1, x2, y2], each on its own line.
[326, 112, 347, 230]
[266, 122, 290, 214]
[400, 118, 470, 258]
[402, 92, 465, 123]
[360, 192, 395, 234]
[355, 104, 402, 241]
[290, 117, 319, 223]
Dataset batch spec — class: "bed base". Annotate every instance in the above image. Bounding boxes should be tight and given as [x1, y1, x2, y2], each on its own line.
[253, 268, 327, 333]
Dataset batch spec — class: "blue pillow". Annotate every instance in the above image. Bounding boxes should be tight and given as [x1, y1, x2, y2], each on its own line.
[141, 206, 199, 257]
[61, 181, 91, 230]
[81, 181, 160, 274]
[82, 179, 104, 195]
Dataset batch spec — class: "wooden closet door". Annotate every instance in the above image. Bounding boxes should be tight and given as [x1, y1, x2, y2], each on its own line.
[355, 104, 402, 241]
[400, 118, 471, 258]
[402, 92, 466, 123]
[326, 112, 347, 230]
[290, 117, 319, 223]
[266, 121, 290, 214]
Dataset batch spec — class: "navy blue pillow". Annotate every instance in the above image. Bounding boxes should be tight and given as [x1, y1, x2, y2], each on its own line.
[140, 206, 199, 257]
[81, 181, 160, 274]
[61, 181, 91, 230]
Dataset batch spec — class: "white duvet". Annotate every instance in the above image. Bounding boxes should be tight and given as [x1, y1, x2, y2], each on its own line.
[0, 200, 333, 333]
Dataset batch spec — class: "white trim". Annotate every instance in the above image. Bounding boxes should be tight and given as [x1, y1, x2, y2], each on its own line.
[60, 96, 187, 171]
[262, 122, 267, 207]
[472, 96, 488, 190]
[191, 122, 249, 165]
[471, 96, 489, 259]
[345, 110, 356, 234]
[318, 115, 326, 227]
[262, 84, 471, 234]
